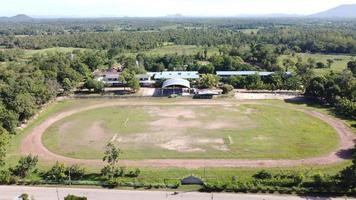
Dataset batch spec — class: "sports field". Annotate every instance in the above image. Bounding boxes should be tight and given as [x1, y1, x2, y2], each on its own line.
[38, 99, 340, 160]
[12, 98, 354, 169]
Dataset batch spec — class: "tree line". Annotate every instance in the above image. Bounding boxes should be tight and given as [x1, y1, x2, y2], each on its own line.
[1, 22, 356, 54]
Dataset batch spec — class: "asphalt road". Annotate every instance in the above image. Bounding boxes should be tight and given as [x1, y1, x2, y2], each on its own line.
[0, 186, 354, 200]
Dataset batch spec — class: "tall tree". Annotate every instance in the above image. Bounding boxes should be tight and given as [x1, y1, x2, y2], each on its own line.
[0, 127, 9, 167]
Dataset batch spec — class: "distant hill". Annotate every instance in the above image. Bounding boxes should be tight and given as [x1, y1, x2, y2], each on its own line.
[0, 14, 33, 21]
[11, 14, 32, 20]
[165, 13, 185, 18]
[311, 4, 356, 18]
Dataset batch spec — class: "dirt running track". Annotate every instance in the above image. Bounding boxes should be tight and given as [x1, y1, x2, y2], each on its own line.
[21, 101, 355, 169]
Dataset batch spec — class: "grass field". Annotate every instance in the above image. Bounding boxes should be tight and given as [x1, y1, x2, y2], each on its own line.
[23, 47, 85, 57]
[278, 53, 355, 74]
[41, 100, 338, 160]
[145, 45, 219, 56]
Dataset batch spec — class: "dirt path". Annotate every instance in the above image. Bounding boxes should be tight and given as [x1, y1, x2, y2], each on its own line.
[20, 101, 355, 169]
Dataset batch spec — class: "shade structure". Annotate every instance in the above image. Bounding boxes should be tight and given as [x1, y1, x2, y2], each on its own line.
[162, 78, 190, 88]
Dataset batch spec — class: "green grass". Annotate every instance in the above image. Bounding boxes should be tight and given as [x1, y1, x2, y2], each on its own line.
[41, 99, 338, 160]
[145, 45, 219, 56]
[134, 162, 351, 184]
[278, 53, 355, 75]
[23, 47, 85, 57]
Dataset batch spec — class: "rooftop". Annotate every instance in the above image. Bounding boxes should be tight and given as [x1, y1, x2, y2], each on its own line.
[152, 71, 199, 80]
[216, 71, 292, 76]
[162, 78, 191, 88]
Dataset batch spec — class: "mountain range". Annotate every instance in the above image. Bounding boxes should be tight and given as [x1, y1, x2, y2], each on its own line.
[0, 14, 33, 21]
[1, 4, 356, 20]
[311, 4, 356, 18]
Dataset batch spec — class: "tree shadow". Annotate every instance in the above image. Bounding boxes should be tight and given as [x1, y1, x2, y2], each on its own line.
[336, 148, 355, 159]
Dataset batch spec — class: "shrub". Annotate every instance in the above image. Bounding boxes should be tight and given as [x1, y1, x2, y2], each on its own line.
[0, 170, 12, 184]
[221, 84, 234, 94]
[10, 155, 38, 178]
[83, 79, 104, 93]
[125, 168, 140, 178]
[19, 193, 30, 200]
[335, 97, 356, 119]
[64, 195, 87, 200]
[101, 165, 124, 179]
[198, 74, 219, 89]
[253, 170, 272, 180]
[66, 165, 85, 180]
[104, 179, 119, 188]
[45, 162, 67, 182]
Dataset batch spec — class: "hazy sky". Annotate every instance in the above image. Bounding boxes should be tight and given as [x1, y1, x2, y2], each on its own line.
[1, 0, 356, 17]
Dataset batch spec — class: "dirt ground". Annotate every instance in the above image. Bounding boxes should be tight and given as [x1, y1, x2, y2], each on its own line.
[20, 100, 355, 169]
[235, 92, 301, 100]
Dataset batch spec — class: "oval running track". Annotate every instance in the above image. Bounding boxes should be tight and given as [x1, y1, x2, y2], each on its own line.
[20, 101, 355, 169]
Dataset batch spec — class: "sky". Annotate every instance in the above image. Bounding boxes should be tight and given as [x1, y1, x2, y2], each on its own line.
[1, 0, 356, 17]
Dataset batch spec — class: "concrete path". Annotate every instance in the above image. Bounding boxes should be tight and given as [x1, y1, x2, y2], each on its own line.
[0, 186, 354, 200]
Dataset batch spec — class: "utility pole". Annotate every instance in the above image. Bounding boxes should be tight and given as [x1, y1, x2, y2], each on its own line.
[68, 167, 71, 185]
[56, 188, 60, 200]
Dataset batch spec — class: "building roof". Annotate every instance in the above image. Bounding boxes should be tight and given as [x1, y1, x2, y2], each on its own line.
[216, 71, 273, 76]
[152, 71, 199, 80]
[162, 78, 191, 88]
[216, 71, 292, 76]
[136, 74, 151, 79]
[197, 89, 220, 95]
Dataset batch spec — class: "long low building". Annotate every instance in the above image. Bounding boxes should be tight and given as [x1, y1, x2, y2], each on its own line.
[95, 70, 292, 87]
[149, 71, 200, 80]
[216, 71, 292, 77]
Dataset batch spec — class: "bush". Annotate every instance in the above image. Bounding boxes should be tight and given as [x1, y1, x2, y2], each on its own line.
[335, 97, 356, 119]
[0, 170, 12, 184]
[198, 74, 219, 89]
[83, 79, 104, 93]
[221, 84, 234, 94]
[19, 193, 30, 200]
[253, 170, 272, 180]
[45, 162, 67, 182]
[101, 165, 124, 179]
[10, 155, 38, 178]
[104, 179, 119, 188]
[64, 195, 87, 200]
[125, 168, 140, 178]
[66, 165, 85, 180]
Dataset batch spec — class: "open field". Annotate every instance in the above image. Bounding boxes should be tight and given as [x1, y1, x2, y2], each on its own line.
[23, 47, 85, 57]
[145, 45, 219, 56]
[42, 102, 338, 160]
[278, 53, 355, 74]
